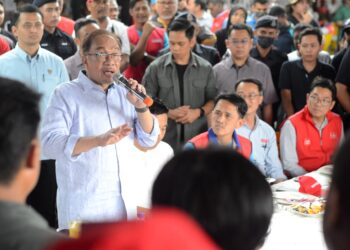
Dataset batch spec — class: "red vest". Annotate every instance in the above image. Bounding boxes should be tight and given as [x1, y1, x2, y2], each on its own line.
[124, 25, 166, 82]
[211, 10, 229, 33]
[57, 16, 75, 36]
[188, 131, 252, 159]
[289, 106, 342, 172]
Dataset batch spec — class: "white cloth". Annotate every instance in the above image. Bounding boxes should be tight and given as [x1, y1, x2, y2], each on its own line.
[118, 140, 174, 219]
[106, 17, 131, 55]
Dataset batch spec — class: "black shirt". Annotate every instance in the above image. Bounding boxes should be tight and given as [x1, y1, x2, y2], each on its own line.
[158, 44, 221, 66]
[279, 59, 336, 112]
[215, 28, 228, 58]
[40, 28, 77, 60]
[175, 63, 188, 141]
[333, 47, 350, 78]
[250, 47, 288, 96]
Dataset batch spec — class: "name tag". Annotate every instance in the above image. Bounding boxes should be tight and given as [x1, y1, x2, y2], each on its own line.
[151, 39, 162, 44]
[61, 42, 68, 46]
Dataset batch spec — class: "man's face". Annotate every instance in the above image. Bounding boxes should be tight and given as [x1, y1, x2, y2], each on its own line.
[0, 4, 4, 26]
[156, 0, 177, 20]
[83, 34, 121, 86]
[186, 0, 196, 13]
[255, 27, 278, 39]
[226, 29, 253, 61]
[307, 87, 335, 120]
[109, 0, 119, 20]
[235, 82, 263, 115]
[12, 12, 44, 47]
[156, 113, 168, 143]
[298, 34, 321, 63]
[129, 0, 151, 25]
[76, 23, 100, 47]
[252, 2, 268, 15]
[211, 99, 243, 138]
[178, 0, 188, 11]
[87, 0, 110, 20]
[40, 2, 60, 30]
[208, 2, 222, 18]
[169, 30, 195, 61]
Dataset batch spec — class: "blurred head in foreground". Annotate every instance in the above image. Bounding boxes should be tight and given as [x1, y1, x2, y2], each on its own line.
[152, 148, 274, 250]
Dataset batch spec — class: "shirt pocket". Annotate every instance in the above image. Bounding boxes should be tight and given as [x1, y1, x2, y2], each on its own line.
[157, 76, 176, 106]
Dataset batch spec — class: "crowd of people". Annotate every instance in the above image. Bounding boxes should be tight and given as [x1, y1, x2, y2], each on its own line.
[0, 0, 349, 249]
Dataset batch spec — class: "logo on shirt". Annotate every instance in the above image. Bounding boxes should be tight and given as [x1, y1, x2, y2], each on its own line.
[61, 42, 68, 46]
[304, 138, 311, 146]
[330, 132, 338, 139]
[261, 138, 268, 149]
[151, 39, 163, 44]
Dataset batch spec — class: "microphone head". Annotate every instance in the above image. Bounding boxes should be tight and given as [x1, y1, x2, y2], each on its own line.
[144, 96, 154, 107]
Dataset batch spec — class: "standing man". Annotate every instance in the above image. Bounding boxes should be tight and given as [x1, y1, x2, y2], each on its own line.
[86, 0, 130, 72]
[151, 0, 178, 29]
[0, 4, 69, 228]
[64, 18, 99, 80]
[143, 18, 217, 149]
[124, 0, 168, 82]
[41, 29, 159, 230]
[208, 0, 228, 32]
[214, 23, 278, 125]
[33, 0, 77, 60]
[279, 27, 336, 117]
[246, 0, 269, 29]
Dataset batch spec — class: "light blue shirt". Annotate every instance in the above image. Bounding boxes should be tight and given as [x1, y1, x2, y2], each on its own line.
[41, 71, 160, 230]
[236, 116, 286, 180]
[0, 44, 69, 116]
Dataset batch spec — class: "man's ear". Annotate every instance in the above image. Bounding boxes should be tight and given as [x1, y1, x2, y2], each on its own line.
[12, 25, 18, 39]
[236, 118, 244, 129]
[25, 139, 40, 171]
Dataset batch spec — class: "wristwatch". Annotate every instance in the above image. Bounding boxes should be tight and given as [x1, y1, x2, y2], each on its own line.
[199, 108, 205, 118]
[135, 106, 149, 113]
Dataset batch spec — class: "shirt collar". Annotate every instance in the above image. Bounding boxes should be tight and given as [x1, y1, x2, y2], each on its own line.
[228, 56, 251, 68]
[164, 52, 198, 68]
[208, 128, 241, 149]
[296, 59, 321, 72]
[242, 115, 261, 131]
[79, 70, 116, 93]
[14, 44, 41, 62]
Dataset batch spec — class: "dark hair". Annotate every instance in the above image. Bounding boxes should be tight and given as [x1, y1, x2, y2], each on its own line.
[149, 98, 169, 115]
[214, 93, 248, 118]
[298, 27, 322, 45]
[226, 5, 247, 30]
[152, 148, 274, 250]
[0, 77, 41, 185]
[235, 78, 264, 94]
[227, 23, 253, 38]
[129, 0, 150, 9]
[74, 18, 98, 38]
[268, 5, 286, 17]
[0, 1, 4, 7]
[323, 134, 350, 249]
[309, 77, 336, 101]
[13, 4, 43, 26]
[168, 18, 195, 40]
[82, 29, 122, 54]
[195, 0, 207, 10]
[208, 0, 224, 4]
[253, 0, 268, 4]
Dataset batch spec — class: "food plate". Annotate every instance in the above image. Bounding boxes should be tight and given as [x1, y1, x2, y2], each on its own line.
[273, 191, 319, 206]
[289, 200, 325, 217]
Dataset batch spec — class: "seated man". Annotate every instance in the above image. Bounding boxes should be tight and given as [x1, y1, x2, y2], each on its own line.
[323, 134, 350, 250]
[0, 77, 62, 249]
[185, 93, 251, 159]
[118, 99, 174, 219]
[235, 78, 286, 182]
[280, 78, 343, 177]
[152, 148, 274, 250]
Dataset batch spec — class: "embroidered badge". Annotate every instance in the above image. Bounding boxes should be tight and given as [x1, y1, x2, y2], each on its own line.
[304, 139, 311, 146]
[330, 132, 337, 139]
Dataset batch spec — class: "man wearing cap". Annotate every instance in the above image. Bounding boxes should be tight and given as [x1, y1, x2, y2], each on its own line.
[33, 0, 77, 60]
[143, 18, 217, 149]
[250, 15, 288, 125]
[86, 0, 130, 72]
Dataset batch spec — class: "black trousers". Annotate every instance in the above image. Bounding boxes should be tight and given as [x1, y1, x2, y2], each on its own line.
[27, 160, 58, 229]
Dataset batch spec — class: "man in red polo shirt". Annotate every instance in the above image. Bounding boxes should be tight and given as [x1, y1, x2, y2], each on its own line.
[124, 0, 168, 82]
[280, 78, 343, 177]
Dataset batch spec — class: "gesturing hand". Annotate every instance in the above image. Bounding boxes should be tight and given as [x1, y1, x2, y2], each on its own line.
[98, 124, 132, 146]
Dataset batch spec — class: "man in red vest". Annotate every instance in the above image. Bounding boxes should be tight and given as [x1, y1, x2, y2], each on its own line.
[280, 78, 343, 177]
[185, 93, 252, 159]
[208, 0, 228, 32]
[124, 0, 168, 82]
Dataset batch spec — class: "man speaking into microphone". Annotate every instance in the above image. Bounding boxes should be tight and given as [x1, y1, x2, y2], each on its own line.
[41, 29, 160, 231]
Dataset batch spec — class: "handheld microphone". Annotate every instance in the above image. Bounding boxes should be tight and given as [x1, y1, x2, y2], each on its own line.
[114, 74, 154, 107]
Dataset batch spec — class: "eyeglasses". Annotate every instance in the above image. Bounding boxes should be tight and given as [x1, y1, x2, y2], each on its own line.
[237, 93, 261, 100]
[158, 1, 176, 6]
[230, 38, 250, 46]
[86, 52, 122, 61]
[91, 0, 109, 4]
[309, 95, 332, 106]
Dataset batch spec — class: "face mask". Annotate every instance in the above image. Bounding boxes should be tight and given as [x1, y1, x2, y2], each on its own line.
[257, 36, 274, 49]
